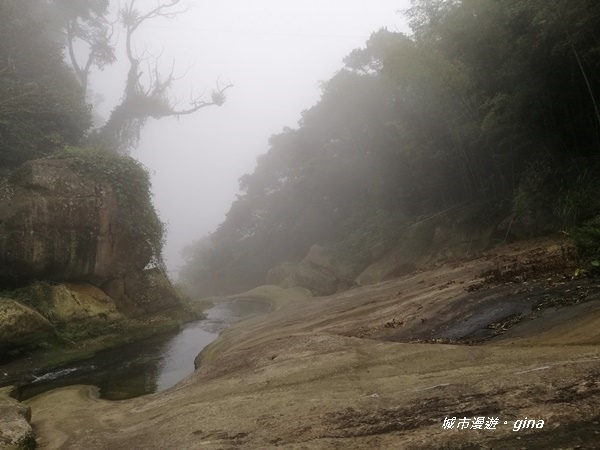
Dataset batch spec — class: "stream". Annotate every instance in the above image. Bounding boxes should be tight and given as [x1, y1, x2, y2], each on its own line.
[16, 297, 271, 400]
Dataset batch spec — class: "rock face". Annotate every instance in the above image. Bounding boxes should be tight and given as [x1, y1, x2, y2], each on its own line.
[0, 282, 126, 357]
[266, 245, 358, 295]
[0, 157, 196, 378]
[0, 158, 152, 284]
[23, 237, 600, 450]
[302, 245, 354, 283]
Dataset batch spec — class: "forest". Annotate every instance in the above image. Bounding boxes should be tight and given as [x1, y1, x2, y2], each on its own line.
[180, 0, 600, 296]
[0, 0, 231, 275]
[2, 0, 600, 298]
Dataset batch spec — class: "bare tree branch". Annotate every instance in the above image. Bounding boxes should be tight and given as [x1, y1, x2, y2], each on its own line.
[62, 0, 230, 153]
[170, 82, 233, 116]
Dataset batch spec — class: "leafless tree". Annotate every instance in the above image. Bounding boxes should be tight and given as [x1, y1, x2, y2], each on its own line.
[62, 0, 232, 153]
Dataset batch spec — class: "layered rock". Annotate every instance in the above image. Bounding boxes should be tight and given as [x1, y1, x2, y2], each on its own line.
[267, 261, 338, 296]
[0, 158, 152, 285]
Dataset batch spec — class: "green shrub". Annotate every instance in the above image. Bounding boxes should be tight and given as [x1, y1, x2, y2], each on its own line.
[511, 156, 559, 237]
[511, 156, 600, 237]
[571, 215, 600, 259]
[554, 168, 600, 228]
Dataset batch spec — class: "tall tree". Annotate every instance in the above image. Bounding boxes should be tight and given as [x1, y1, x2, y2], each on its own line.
[54, 0, 115, 92]
[57, 0, 232, 153]
[0, 0, 91, 169]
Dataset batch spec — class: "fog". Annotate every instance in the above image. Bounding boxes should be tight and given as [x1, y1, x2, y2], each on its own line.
[88, 1, 411, 276]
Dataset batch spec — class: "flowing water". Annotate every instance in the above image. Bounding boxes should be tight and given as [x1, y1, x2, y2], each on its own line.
[17, 297, 270, 400]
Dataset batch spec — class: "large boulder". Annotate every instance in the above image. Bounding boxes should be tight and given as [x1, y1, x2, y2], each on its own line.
[302, 245, 357, 288]
[0, 158, 152, 284]
[0, 298, 52, 351]
[266, 245, 360, 296]
[266, 260, 338, 296]
[13, 282, 123, 325]
[102, 268, 186, 317]
[0, 393, 35, 450]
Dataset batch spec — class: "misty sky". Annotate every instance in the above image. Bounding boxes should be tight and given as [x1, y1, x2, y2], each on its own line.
[88, 1, 412, 276]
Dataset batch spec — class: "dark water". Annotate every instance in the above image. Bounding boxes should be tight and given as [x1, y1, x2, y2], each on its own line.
[18, 297, 270, 400]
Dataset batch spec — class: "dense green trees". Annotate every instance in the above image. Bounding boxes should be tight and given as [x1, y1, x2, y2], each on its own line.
[181, 0, 600, 296]
[0, 0, 91, 170]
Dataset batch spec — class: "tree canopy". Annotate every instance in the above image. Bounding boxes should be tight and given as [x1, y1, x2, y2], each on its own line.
[56, 0, 233, 153]
[181, 0, 600, 296]
[0, 0, 91, 169]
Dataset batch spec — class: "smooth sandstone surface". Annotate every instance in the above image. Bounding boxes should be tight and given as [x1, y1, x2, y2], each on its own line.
[27, 238, 600, 449]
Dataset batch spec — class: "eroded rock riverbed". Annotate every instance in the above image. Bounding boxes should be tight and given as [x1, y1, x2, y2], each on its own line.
[21, 237, 600, 448]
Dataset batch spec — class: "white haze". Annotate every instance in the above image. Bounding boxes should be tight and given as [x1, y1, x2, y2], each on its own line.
[87, 1, 411, 277]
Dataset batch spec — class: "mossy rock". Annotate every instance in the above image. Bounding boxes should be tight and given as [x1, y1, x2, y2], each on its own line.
[0, 298, 52, 350]
[12, 282, 122, 325]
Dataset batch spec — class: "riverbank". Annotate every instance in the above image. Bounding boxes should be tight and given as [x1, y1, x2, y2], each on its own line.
[21, 237, 600, 448]
[0, 297, 272, 448]
[0, 293, 279, 399]
[0, 304, 199, 393]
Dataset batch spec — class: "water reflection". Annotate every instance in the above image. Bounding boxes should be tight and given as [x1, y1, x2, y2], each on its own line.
[155, 324, 216, 392]
[18, 297, 270, 400]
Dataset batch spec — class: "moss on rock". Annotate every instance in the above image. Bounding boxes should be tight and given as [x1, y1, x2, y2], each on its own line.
[0, 298, 52, 351]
